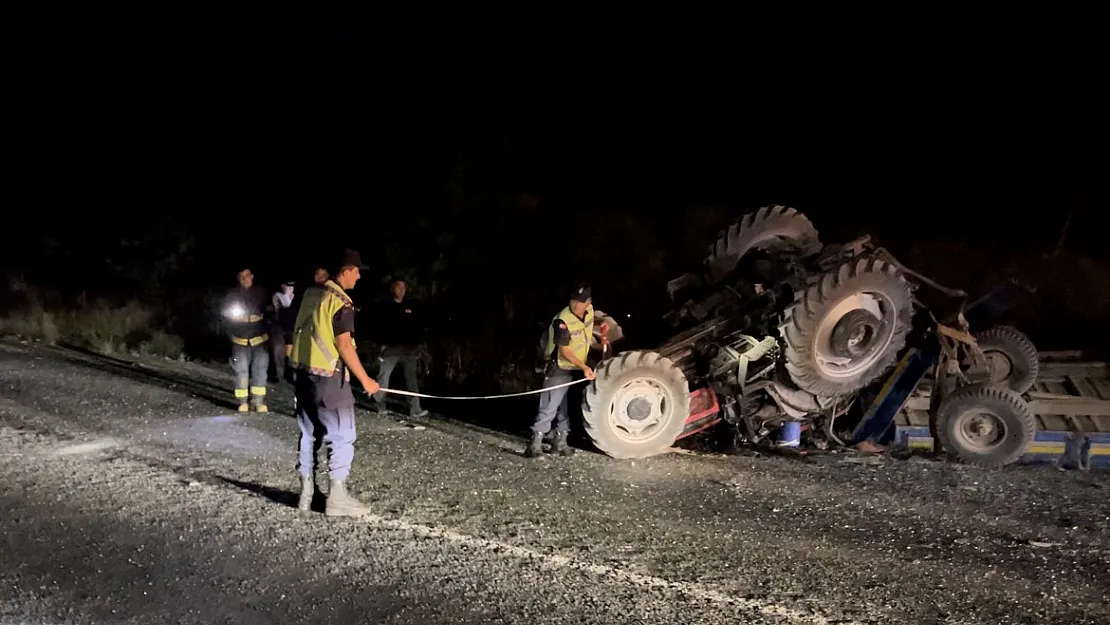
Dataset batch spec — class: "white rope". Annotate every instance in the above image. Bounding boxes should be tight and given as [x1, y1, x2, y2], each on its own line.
[376, 377, 589, 400]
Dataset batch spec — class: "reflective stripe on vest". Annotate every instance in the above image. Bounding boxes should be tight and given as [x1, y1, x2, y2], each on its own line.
[231, 334, 269, 347]
[546, 304, 594, 370]
[288, 280, 356, 378]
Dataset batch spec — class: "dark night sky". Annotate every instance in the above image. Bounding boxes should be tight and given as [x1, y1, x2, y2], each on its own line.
[5, 25, 1106, 284]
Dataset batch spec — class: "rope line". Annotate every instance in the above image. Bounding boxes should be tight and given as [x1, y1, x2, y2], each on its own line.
[376, 377, 589, 400]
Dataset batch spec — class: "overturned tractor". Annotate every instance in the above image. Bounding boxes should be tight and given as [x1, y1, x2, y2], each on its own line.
[582, 205, 1041, 467]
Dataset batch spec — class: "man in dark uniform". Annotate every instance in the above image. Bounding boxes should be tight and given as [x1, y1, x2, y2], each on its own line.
[288, 250, 380, 517]
[527, 284, 603, 458]
[222, 267, 271, 413]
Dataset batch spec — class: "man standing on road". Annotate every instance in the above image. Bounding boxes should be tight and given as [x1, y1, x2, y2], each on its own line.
[372, 278, 429, 419]
[288, 250, 381, 517]
[267, 281, 296, 383]
[222, 267, 271, 413]
[527, 284, 605, 458]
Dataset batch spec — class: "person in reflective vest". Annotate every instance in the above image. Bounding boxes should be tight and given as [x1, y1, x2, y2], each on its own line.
[288, 249, 381, 517]
[222, 267, 271, 413]
[526, 284, 605, 458]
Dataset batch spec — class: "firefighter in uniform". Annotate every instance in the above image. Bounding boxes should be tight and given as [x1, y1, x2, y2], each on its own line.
[222, 267, 271, 413]
[527, 284, 604, 458]
[288, 250, 380, 516]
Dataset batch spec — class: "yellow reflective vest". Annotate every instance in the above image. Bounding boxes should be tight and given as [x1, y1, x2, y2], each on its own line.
[289, 280, 357, 378]
[544, 304, 594, 371]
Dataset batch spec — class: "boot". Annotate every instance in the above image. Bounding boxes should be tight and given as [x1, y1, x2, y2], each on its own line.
[297, 475, 314, 512]
[325, 479, 372, 517]
[238, 402, 249, 413]
[552, 430, 575, 457]
[524, 431, 544, 458]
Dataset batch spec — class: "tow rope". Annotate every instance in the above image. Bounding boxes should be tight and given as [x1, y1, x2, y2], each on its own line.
[376, 377, 590, 400]
[376, 325, 608, 401]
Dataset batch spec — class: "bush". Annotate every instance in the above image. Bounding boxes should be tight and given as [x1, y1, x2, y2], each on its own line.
[0, 290, 185, 359]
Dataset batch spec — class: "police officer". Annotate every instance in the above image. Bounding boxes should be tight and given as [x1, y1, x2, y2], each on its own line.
[527, 284, 604, 458]
[288, 250, 381, 517]
[222, 267, 271, 413]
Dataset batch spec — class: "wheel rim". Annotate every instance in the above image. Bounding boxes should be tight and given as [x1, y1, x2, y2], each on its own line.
[812, 291, 899, 379]
[954, 409, 1007, 451]
[984, 351, 1014, 383]
[607, 378, 677, 444]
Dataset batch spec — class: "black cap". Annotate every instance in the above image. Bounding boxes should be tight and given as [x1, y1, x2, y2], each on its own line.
[570, 283, 592, 302]
[337, 249, 370, 273]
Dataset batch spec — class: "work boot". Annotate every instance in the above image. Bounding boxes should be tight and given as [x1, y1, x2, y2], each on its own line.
[325, 479, 372, 517]
[238, 402, 249, 413]
[552, 431, 574, 457]
[524, 431, 544, 458]
[297, 475, 314, 512]
[255, 403, 269, 413]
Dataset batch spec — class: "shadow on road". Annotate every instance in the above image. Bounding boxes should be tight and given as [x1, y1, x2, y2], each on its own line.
[217, 475, 319, 511]
[55, 345, 241, 411]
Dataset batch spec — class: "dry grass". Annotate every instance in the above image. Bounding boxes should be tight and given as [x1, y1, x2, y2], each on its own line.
[0, 292, 185, 359]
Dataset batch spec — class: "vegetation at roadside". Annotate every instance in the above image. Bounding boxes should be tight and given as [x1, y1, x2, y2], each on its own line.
[0, 284, 185, 359]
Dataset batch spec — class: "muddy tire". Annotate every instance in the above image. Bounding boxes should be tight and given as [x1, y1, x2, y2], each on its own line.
[780, 257, 914, 398]
[970, 325, 1039, 394]
[582, 350, 691, 459]
[704, 205, 823, 283]
[934, 383, 1035, 468]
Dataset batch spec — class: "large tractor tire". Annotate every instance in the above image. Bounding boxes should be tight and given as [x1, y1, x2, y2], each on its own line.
[933, 383, 1035, 468]
[704, 204, 823, 283]
[968, 325, 1039, 394]
[582, 350, 691, 459]
[780, 257, 914, 398]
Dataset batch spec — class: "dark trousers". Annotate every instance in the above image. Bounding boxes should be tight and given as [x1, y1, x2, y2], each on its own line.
[269, 333, 287, 381]
[296, 401, 357, 481]
[373, 346, 423, 414]
[531, 368, 582, 435]
[230, 342, 269, 405]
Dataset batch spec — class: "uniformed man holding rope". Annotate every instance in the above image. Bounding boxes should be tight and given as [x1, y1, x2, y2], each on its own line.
[288, 250, 381, 516]
[527, 284, 604, 458]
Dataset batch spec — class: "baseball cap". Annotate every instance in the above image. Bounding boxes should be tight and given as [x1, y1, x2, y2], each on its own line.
[337, 249, 370, 273]
[570, 283, 592, 302]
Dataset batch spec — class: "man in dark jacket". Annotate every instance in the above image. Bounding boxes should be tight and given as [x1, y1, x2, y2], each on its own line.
[372, 278, 428, 418]
[222, 267, 271, 412]
[267, 281, 296, 382]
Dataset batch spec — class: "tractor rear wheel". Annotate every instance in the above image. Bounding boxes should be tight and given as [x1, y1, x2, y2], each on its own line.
[704, 204, 823, 284]
[934, 383, 1035, 468]
[582, 351, 691, 459]
[780, 257, 914, 398]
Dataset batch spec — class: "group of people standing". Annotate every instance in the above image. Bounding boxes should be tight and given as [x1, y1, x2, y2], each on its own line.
[221, 250, 426, 517]
[221, 250, 607, 518]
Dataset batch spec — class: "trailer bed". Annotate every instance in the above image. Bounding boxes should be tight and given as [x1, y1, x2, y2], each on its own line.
[894, 352, 1110, 469]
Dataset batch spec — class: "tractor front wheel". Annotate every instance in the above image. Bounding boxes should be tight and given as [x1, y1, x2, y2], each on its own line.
[964, 325, 1039, 394]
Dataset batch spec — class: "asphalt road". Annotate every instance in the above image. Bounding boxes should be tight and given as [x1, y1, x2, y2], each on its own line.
[1, 341, 1108, 625]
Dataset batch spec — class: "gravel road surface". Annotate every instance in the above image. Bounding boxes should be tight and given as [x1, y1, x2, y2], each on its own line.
[1, 341, 1108, 624]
